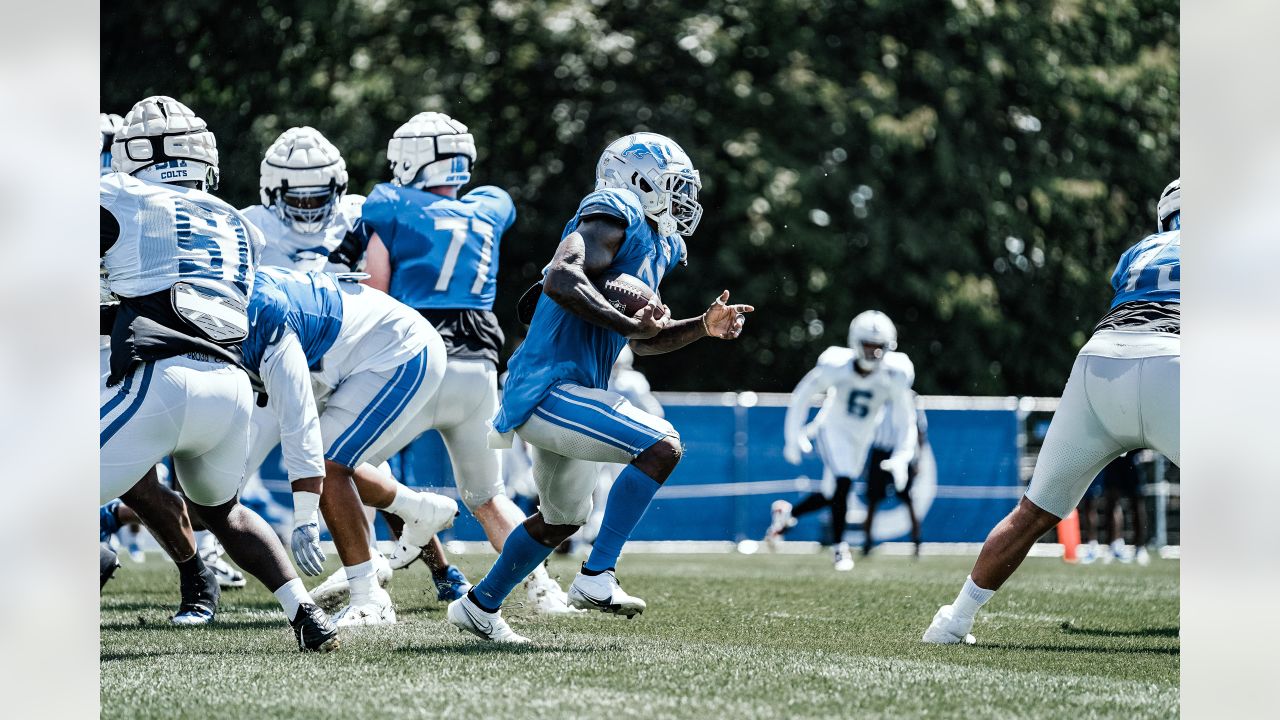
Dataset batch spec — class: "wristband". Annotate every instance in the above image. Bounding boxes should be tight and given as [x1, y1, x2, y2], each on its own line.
[292, 491, 321, 527]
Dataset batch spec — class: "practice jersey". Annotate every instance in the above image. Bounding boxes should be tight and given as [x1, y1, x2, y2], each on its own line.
[241, 194, 370, 273]
[786, 347, 918, 463]
[361, 183, 516, 310]
[494, 188, 687, 434]
[1094, 229, 1180, 335]
[101, 172, 261, 299]
[241, 267, 437, 478]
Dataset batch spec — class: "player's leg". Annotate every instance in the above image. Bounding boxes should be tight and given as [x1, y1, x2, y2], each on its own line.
[829, 476, 854, 569]
[925, 355, 1127, 644]
[862, 448, 891, 556]
[351, 462, 456, 565]
[168, 358, 337, 650]
[900, 462, 923, 556]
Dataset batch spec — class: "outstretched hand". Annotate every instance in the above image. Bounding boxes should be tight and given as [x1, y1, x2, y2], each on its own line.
[702, 290, 755, 339]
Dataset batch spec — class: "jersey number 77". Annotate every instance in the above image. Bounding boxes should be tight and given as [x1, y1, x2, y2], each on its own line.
[432, 217, 494, 295]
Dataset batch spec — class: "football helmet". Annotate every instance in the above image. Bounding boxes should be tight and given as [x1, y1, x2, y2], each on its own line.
[848, 310, 897, 370]
[259, 127, 349, 234]
[100, 113, 123, 175]
[387, 112, 476, 189]
[1157, 177, 1180, 232]
[595, 132, 703, 237]
[111, 96, 219, 191]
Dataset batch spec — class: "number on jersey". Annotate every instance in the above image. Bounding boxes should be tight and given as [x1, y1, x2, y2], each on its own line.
[433, 217, 494, 295]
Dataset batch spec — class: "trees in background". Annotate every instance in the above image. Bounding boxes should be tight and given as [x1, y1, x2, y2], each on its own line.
[102, 0, 1178, 395]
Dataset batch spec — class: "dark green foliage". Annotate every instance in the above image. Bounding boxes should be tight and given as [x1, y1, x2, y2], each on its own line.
[102, 0, 1178, 394]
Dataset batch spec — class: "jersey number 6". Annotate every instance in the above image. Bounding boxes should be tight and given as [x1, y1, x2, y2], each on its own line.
[847, 389, 873, 417]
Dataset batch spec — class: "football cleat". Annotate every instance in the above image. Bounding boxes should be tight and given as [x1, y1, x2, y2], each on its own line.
[387, 492, 458, 570]
[568, 569, 646, 618]
[290, 603, 341, 652]
[765, 499, 796, 550]
[834, 543, 855, 572]
[1135, 546, 1152, 566]
[100, 542, 120, 589]
[333, 586, 397, 627]
[922, 604, 977, 645]
[525, 574, 584, 616]
[447, 594, 529, 644]
[310, 550, 392, 610]
[171, 559, 220, 626]
[434, 565, 471, 602]
[119, 524, 146, 563]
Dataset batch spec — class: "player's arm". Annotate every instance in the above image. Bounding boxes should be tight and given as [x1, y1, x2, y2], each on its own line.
[630, 290, 755, 356]
[362, 232, 391, 292]
[783, 366, 832, 463]
[259, 330, 329, 574]
[543, 217, 665, 339]
[887, 386, 919, 466]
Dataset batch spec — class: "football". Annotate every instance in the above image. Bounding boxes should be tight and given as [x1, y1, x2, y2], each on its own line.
[598, 272, 659, 317]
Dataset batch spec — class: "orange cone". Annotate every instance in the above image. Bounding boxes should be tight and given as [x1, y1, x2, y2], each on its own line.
[1057, 509, 1081, 563]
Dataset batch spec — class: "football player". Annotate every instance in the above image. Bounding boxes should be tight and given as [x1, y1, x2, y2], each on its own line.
[766, 311, 918, 571]
[923, 179, 1181, 644]
[361, 112, 576, 613]
[100, 96, 338, 651]
[447, 132, 753, 643]
[240, 266, 458, 626]
[241, 126, 457, 602]
[862, 392, 926, 557]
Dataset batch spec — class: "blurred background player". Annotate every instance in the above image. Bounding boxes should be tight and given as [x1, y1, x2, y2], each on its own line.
[768, 311, 917, 571]
[100, 96, 338, 650]
[240, 267, 458, 627]
[924, 178, 1180, 645]
[448, 132, 753, 643]
[361, 112, 576, 613]
[861, 391, 926, 557]
[1077, 450, 1150, 565]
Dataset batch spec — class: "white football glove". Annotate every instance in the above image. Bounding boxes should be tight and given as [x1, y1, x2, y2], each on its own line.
[881, 456, 911, 493]
[290, 491, 326, 576]
[783, 436, 813, 465]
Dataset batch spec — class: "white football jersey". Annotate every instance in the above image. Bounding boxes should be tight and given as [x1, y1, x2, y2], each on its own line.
[241, 194, 366, 272]
[101, 173, 264, 300]
[786, 346, 917, 464]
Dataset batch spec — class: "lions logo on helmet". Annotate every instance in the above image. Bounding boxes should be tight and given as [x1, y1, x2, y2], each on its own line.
[596, 132, 702, 237]
[848, 311, 898, 371]
[100, 113, 124, 176]
[111, 96, 219, 191]
[1157, 177, 1180, 233]
[386, 112, 477, 189]
[259, 127, 349, 234]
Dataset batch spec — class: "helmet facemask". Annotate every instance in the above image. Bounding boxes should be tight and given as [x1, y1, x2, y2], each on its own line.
[268, 181, 343, 234]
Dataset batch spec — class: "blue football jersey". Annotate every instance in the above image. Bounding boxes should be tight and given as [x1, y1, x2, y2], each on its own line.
[494, 188, 687, 433]
[361, 183, 516, 310]
[1109, 229, 1180, 308]
[241, 267, 345, 373]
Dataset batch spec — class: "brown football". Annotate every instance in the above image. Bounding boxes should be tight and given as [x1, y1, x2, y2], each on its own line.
[598, 273, 658, 317]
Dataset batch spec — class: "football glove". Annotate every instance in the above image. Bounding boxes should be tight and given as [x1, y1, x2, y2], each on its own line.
[881, 456, 911, 493]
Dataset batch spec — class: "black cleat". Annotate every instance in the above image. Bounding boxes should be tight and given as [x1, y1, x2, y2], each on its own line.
[172, 561, 220, 626]
[290, 603, 340, 652]
[100, 542, 120, 589]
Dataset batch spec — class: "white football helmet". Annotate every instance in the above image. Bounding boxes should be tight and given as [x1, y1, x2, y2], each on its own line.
[595, 132, 703, 237]
[111, 96, 219, 191]
[259, 127, 349, 234]
[387, 112, 476, 189]
[1157, 177, 1180, 232]
[100, 113, 123, 175]
[847, 310, 898, 370]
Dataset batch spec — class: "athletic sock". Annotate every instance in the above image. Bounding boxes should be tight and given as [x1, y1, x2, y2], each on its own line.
[273, 578, 311, 620]
[345, 560, 377, 605]
[175, 553, 208, 585]
[472, 525, 555, 612]
[952, 575, 995, 619]
[584, 464, 662, 573]
[386, 484, 418, 517]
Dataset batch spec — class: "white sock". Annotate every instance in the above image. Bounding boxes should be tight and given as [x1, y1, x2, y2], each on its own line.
[952, 575, 995, 619]
[346, 560, 377, 604]
[273, 578, 312, 620]
[386, 485, 418, 517]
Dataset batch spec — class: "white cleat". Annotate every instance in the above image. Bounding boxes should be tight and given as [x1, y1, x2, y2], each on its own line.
[764, 499, 795, 550]
[922, 604, 977, 645]
[447, 594, 530, 644]
[333, 586, 397, 627]
[387, 492, 458, 570]
[525, 575, 585, 616]
[834, 543, 855, 572]
[568, 570, 647, 618]
[311, 550, 392, 608]
[1135, 546, 1151, 566]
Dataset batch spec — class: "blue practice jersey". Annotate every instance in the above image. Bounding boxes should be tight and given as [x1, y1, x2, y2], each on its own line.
[361, 183, 516, 310]
[1109, 229, 1180, 308]
[494, 188, 687, 433]
[242, 267, 345, 373]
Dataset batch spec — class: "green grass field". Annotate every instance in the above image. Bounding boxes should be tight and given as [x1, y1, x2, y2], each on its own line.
[100, 551, 1178, 719]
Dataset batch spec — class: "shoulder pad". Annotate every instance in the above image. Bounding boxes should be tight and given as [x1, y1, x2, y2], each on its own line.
[464, 185, 516, 229]
[817, 345, 855, 368]
[578, 188, 645, 228]
[882, 351, 915, 387]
